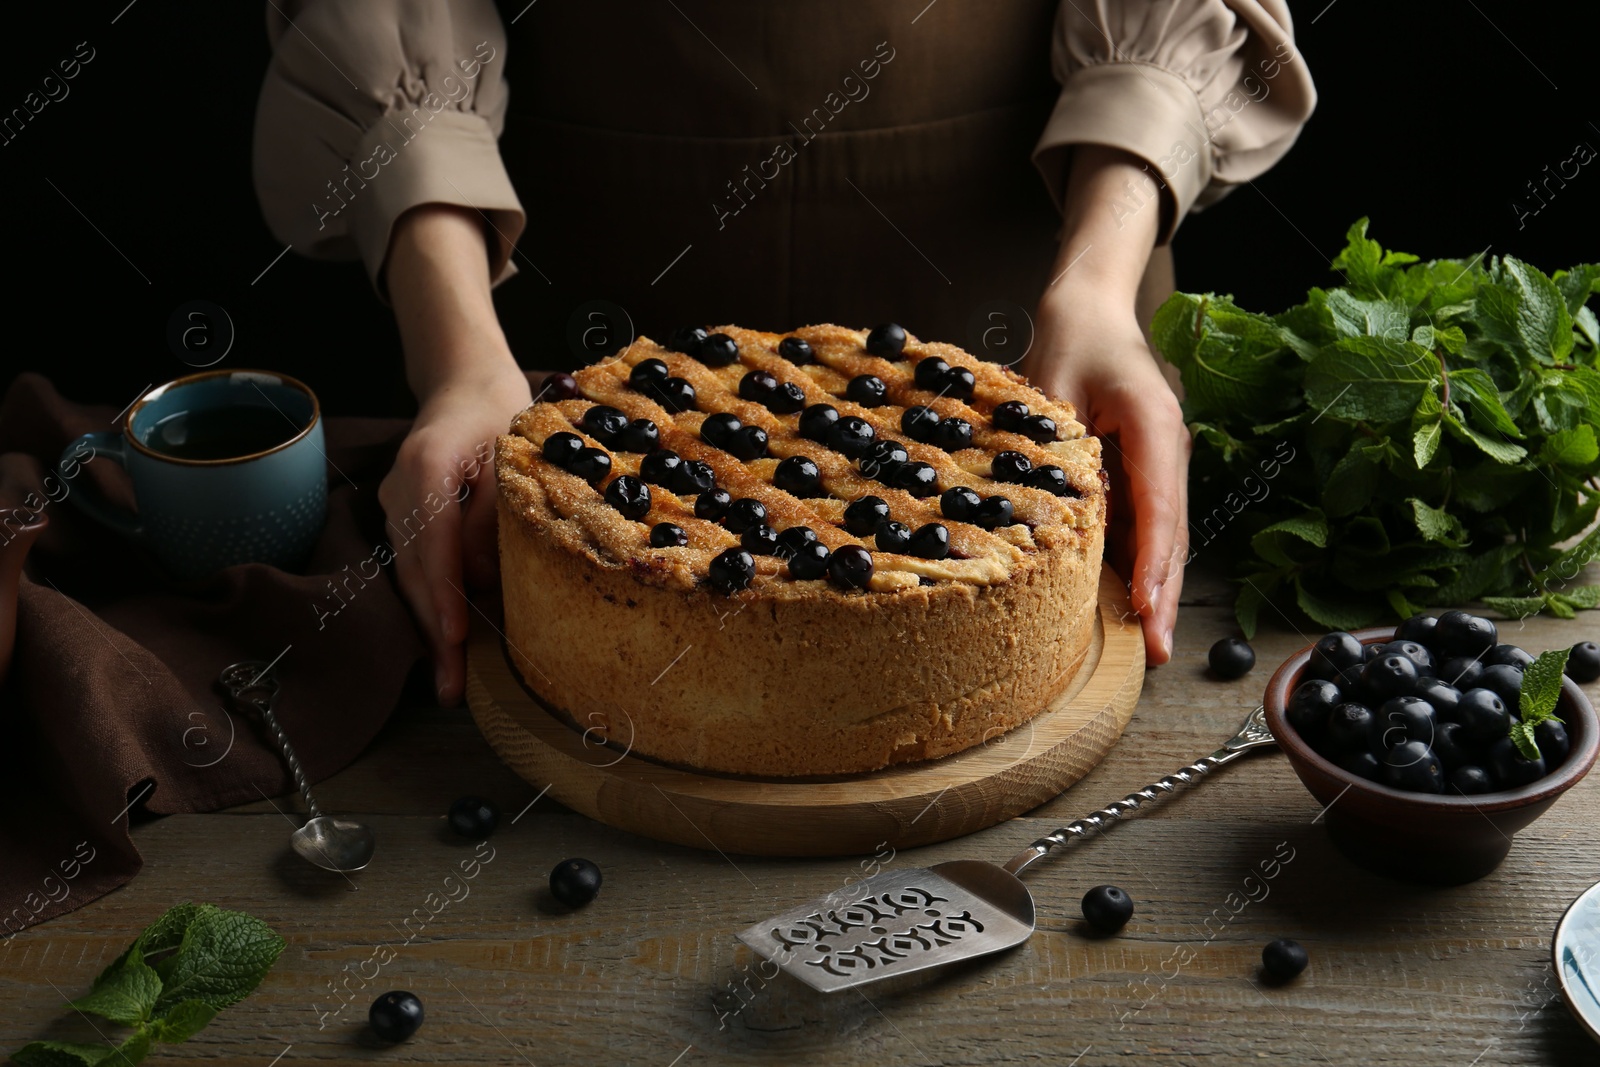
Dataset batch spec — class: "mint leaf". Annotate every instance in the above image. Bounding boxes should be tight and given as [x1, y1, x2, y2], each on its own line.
[1554, 264, 1600, 317]
[1409, 498, 1469, 548]
[1323, 289, 1412, 341]
[1306, 336, 1433, 422]
[150, 904, 285, 1015]
[1539, 425, 1599, 467]
[11, 1042, 115, 1067]
[1520, 647, 1571, 724]
[133, 904, 203, 961]
[149, 1000, 217, 1044]
[1444, 412, 1527, 463]
[1555, 585, 1600, 609]
[67, 946, 161, 1027]
[1479, 256, 1575, 364]
[1510, 719, 1541, 761]
[1483, 595, 1548, 619]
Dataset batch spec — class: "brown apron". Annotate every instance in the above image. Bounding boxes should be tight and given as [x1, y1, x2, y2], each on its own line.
[493, 0, 1062, 370]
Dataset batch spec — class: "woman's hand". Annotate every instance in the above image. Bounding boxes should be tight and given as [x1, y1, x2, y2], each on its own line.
[1023, 146, 1190, 665]
[382, 205, 529, 704]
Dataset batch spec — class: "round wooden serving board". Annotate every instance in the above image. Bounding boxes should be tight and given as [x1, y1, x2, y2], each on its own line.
[465, 563, 1143, 856]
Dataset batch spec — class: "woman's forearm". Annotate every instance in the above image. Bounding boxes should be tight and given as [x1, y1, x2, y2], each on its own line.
[386, 204, 522, 403]
[1042, 144, 1161, 314]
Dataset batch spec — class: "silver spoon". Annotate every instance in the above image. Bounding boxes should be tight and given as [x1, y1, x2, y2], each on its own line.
[218, 661, 376, 872]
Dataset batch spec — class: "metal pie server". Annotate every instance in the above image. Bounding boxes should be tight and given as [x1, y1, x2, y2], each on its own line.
[736, 706, 1277, 993]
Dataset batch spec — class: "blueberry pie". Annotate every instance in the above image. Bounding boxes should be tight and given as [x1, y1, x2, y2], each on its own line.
[495, 324, 1105, 775]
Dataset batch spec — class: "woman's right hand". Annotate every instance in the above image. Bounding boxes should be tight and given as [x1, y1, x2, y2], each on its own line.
[383, 204, 528, 705]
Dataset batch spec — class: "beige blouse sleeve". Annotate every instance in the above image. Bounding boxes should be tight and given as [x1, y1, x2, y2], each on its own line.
[1033, 0, 1316, 243]
[252, 0, 524, 296]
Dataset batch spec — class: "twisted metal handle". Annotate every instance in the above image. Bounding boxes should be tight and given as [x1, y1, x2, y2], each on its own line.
[219, 661, 322, 820]
[1002, 705, 1274, 875]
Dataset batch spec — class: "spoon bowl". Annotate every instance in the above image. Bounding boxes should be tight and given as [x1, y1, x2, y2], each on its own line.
[293, 816, 376, 872]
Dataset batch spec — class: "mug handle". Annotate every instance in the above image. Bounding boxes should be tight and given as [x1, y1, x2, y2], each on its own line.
[58, 432, 143, 538]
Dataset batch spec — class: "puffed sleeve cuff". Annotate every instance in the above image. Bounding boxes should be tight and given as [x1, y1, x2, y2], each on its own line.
[1032, 62, 1212, 246]
[345, 108, 526, 298]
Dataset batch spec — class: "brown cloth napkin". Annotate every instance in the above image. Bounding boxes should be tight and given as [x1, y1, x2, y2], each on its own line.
[0, 373, 426, 936]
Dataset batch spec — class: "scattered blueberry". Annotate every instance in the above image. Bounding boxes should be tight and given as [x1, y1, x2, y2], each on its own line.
[1567, 641, 1600, 683]
[650, 522, 688, 548]
[369, 991, 424, 1042]
[447, 796, 499, 839]
[604, 475, 651, 520]
[844, 496, 891, 536]
[550, 857, 603, 908]
[1081, 885, 1133, 933]
[865, 323, 907, 359]
[1261, 940, 1307, 982]
[707, 548, 756, 594]
[828, 545, 874, 589]
[1209, 637, 1256, 680]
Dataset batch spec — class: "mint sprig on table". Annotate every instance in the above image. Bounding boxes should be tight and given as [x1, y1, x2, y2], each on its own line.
[14, 904, 284, 1067]
[1151, 220, 1600, 634]
[1511, 647, 1570, 760]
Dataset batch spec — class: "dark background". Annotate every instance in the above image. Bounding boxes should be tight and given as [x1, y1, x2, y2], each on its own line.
[0, 1, 1593, 417]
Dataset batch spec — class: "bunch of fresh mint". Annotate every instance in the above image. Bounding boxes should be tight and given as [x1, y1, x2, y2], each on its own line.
[14, 903, 284, 1067]
[1152, 219, 1600, 634]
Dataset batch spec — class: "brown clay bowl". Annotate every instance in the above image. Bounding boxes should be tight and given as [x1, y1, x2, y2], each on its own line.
[1264, 626, 1599, 885]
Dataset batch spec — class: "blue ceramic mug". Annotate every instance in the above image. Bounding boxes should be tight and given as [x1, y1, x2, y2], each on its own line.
[58, 369, 328, 578]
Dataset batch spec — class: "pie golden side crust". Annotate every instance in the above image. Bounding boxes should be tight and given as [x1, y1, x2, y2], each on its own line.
[496, 324, 1106, 776]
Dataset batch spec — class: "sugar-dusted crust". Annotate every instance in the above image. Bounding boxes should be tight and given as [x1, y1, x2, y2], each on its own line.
[496, 323, 1106, 776]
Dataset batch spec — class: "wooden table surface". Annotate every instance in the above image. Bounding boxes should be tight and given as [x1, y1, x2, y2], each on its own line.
[6, 568, 1600, 1066]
